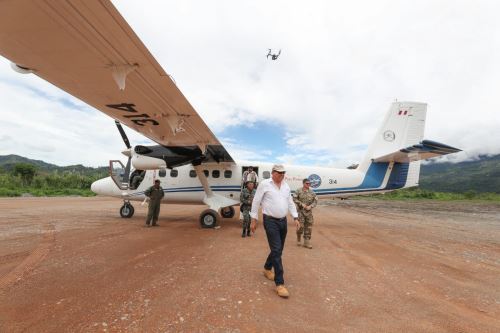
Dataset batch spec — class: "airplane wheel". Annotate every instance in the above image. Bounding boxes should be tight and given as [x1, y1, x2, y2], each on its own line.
[200, 209, 218, 228]
[220, 206, 235, 218]
[120, 203, 134, 218]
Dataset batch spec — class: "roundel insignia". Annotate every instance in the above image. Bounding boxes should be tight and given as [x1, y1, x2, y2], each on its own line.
[307, 174, 322, 188]
[383, 130, 396, 142]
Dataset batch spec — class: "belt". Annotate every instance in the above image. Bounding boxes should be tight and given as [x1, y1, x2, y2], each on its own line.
[263, 214, 286, 220]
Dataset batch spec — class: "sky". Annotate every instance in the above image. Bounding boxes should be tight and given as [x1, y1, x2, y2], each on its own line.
[0, 0, 499, 167]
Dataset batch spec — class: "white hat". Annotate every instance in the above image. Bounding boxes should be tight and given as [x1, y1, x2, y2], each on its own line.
[272, 164, 286, 172]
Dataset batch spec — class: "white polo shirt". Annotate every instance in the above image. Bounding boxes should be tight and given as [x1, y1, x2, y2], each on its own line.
[250, 178, 298, 220]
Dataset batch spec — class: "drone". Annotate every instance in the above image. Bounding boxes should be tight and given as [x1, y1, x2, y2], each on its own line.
[266, 49, 281, 60]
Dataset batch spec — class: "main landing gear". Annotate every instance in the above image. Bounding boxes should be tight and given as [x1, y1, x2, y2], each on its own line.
[120, 201, 135, 218]
[199, 206, 236, 228]
[199, 209, 218, 228]
[220, 206, 235, 218]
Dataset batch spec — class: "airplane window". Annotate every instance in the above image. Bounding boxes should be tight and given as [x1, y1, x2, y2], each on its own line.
[204, 170, 209, 177]
[263, 171, 270, 179]
[189, 170, 196, 178]
[212, 170, 220, 178]
[224, 170, 232, 178]
[170, 169, 178, 177]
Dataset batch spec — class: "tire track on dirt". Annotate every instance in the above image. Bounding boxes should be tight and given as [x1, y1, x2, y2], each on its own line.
[0, 223, 56, 292]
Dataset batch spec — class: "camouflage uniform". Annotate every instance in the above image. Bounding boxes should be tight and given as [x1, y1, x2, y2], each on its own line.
[144, 184, 164, 226]
[240, 187, 256, 235]
[293, 188, 317, 241]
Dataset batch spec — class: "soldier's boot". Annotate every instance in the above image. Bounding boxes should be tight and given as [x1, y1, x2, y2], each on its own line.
[241, 228, 246, 238]
[296, 232, 302, 246]
[263, 269, 275, 281]
[246, 228, 251, 237]
[303, 239, 312, 249]
[276, 285, 290, 298]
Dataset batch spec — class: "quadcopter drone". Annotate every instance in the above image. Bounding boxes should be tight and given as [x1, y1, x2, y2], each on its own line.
[266, 49, 281, 60]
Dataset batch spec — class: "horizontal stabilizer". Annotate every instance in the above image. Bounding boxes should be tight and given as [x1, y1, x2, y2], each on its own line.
[373, 140, 461, 163]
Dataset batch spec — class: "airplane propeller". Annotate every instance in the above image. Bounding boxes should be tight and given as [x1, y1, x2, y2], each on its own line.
[115, 120, 132, 183]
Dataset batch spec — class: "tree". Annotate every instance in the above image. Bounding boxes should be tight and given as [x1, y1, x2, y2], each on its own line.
[12, 163, 37, 186]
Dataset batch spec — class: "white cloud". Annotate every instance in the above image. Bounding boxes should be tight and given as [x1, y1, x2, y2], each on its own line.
[1, 0, 499, 167]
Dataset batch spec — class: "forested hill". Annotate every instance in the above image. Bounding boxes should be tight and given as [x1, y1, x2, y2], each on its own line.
[0, 154, 107, 176]
[419, 155, 500, 193]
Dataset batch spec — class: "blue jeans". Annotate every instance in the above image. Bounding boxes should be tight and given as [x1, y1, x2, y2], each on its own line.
[263, 215, 288, 285]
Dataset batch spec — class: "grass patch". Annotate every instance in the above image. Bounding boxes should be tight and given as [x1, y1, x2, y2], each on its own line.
[366, 188, 500, 202]
[0, 187, 96, 197]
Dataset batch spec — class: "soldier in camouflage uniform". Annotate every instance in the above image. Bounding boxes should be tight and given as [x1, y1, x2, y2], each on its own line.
[293, 178, 317, 248]
[144, 179, 164, 227]
[240, 181, 256, 237]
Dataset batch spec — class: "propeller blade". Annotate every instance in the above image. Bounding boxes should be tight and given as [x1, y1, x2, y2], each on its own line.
[123, 156, 132, 184]
[115, 120, 131, 149]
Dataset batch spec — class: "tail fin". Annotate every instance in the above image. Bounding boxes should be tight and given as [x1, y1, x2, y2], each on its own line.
[358, 101, 427, 174]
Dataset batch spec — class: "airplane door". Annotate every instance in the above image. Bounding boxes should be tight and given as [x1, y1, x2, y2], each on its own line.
[109, 160, 128, 190]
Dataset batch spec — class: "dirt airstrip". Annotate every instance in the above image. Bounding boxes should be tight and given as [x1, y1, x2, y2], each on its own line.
[0, 197, 499, 332]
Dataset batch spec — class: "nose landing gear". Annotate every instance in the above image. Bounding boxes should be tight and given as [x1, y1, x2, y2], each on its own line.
[120, 201, 135, 218]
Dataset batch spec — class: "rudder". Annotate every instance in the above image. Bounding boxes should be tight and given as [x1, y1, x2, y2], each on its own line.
[359, 101, 427, 174]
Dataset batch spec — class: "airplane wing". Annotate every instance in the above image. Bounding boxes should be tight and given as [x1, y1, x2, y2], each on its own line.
[0, 0, 233, 165]
[373, 140, 462, 163]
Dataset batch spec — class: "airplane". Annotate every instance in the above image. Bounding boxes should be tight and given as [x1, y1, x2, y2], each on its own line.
[0, 1, 461, 228]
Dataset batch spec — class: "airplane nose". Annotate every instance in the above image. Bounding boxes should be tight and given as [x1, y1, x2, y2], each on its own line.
[90, 180, 99, 194]
[91, 178, 105, 194]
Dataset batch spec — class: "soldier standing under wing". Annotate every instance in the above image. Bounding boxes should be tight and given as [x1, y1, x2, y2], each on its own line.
[294, 178, 317, 249]
[144, 179, 164, 227]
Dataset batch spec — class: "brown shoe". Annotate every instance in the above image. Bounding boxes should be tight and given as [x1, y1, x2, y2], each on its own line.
[276, 285, 289, 298]
[263, 269, 275, 281]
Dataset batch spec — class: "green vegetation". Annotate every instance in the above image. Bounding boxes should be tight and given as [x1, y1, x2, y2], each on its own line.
[419, 155, 500, 193]
[0, 155, 107, 197]
[368, 188, 500, 202]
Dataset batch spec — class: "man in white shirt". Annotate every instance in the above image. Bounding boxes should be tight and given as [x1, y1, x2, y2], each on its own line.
[250, 164, 299, 298]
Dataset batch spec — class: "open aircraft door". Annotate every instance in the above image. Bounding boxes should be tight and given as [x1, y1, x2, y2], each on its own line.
[109, 160, 129, 190]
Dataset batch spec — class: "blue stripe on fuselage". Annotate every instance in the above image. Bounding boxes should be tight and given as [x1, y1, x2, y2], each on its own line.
[315, 162, 390, 193]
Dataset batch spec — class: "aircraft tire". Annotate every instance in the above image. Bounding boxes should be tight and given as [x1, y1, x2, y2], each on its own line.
[200, 209, 218, 228]
[120, 203, 134, 218]
[220, 206, 235, 218]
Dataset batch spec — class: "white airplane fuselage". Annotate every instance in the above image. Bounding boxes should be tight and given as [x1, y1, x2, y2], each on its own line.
[91, 159, 413, 205]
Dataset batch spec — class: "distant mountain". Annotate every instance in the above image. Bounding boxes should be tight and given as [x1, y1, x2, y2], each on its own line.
[0, 154, 59, 171]
[0, 154, 108, 177]
[420, 155, 500, 193]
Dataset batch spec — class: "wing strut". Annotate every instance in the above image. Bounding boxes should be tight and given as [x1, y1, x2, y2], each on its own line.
[192, 164, 238, 211]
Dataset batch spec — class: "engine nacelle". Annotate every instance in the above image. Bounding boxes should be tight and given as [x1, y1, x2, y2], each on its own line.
[131, 154, 166, 170]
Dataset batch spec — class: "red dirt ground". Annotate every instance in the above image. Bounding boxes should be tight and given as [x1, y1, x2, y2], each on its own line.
[0, 197, 499, 332]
